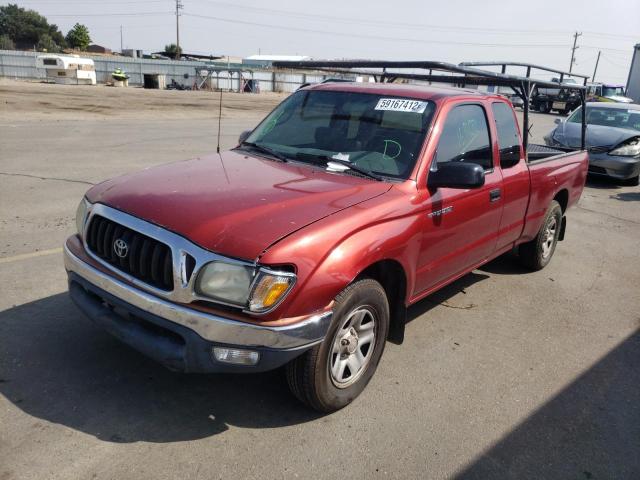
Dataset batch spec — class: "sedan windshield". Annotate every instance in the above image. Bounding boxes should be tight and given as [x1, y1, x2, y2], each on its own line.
[568, 106, 640, 131]
[243, 90, 436, 179]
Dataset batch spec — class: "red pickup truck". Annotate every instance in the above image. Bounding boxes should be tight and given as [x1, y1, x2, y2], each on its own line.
[65, 80, 588, 412]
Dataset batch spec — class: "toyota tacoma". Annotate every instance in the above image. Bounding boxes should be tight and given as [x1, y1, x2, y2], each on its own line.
[65, 77, 588, 412]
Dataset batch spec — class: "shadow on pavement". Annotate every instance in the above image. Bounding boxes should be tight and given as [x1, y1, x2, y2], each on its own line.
[454, 329, 640, 480]
[477, 252, 531, 276]
[0, 293, 320, 443]
[585, 175, 622, 190]
[610, 192, 640, 202]
[406, 271, 490, 325]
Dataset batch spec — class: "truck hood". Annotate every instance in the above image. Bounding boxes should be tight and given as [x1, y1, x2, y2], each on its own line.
[604, 95, 634, 103]
[86, 150, 391, 260]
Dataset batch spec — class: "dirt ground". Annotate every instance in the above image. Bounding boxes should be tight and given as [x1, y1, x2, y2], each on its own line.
[0, 78, 286, 121]
[0, 80, 638, 480]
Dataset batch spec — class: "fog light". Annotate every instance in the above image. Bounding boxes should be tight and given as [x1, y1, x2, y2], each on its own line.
[212, 347, 259, 366]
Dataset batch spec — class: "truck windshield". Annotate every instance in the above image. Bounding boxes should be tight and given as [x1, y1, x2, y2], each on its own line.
[244, 90, 436, 179]
[602, 86, 625, 97]
[568, 106, 640, 131]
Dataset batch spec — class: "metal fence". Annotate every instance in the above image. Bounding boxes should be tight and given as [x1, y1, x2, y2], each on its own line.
[0, 49, 338, 93]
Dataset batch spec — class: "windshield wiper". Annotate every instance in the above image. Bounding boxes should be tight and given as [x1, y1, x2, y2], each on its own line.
[327, 158, 383, 181]
[239, 142, 289, 162]
[294, 153, 383, 181]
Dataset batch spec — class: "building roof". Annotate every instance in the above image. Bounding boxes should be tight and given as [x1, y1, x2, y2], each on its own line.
[244, 55, 311, 62]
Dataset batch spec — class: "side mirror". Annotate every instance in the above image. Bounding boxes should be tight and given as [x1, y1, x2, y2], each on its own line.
[500, 145, 522, 169]
[428, 162, 485, 189]
[554, 118, 562, 125]
[238, 130, 252, 145]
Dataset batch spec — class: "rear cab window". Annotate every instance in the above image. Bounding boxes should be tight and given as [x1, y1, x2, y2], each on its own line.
[491, 101, 521, 164]
[434, 104, 493, 171]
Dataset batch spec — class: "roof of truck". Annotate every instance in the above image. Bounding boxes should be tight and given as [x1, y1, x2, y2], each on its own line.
[305, 81, 489, 101]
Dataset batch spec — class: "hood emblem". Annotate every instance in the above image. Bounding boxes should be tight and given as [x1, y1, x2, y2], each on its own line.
[113, 238, 129, 258]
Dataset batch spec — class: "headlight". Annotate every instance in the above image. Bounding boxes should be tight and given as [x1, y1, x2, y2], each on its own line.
[609, 137, 640, 156]
[248, 268, 296, 312]
[195, 261, 254, 306]
[75, 198, 91, 237]
[195, 262, 296, 312]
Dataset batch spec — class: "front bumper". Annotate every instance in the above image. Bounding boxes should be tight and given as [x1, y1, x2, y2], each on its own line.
[588, 153, 640, 180]
[64, 243, 332, 373]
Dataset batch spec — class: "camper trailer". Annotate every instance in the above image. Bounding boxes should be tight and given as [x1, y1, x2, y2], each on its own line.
[36, 54, 97, 85]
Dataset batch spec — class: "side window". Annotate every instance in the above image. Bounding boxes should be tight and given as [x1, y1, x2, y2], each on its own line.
[491, 102, 521, 162]
[435, 104, 492, 170]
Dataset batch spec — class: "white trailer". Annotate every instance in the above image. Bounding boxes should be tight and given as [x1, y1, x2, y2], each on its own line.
[36, 54, 97, 85]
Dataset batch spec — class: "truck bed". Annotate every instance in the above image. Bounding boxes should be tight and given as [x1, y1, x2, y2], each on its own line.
[527, 143, 570, 162]
[520, 149, 589, 242]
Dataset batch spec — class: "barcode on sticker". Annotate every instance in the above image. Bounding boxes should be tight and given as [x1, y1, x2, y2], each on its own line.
[375, 98, 427, 113]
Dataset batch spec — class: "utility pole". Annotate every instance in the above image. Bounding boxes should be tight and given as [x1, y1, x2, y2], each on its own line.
[175, 0, 183, 60]
[592, 50, 601, 82]
[569, 31, 582, 73]
[120, 25, 123, 53]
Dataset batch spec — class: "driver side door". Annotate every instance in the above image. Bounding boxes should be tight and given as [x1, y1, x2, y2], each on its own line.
[413, 102, 504, 297]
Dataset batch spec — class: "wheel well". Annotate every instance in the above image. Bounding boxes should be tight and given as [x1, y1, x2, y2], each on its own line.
[554, 189, 569, 213]
[357, 260, 407, 345]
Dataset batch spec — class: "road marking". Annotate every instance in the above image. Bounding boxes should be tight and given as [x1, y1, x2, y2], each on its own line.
[0, 247, 63, 265]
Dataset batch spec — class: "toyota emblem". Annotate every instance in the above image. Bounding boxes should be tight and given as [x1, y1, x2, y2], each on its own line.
[113, 238, 129, 258]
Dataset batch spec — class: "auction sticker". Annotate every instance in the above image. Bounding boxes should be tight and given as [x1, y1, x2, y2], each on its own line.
[375, 98, 427, 113]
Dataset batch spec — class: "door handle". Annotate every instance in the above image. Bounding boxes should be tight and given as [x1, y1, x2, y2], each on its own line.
[489, 188, 501, 202]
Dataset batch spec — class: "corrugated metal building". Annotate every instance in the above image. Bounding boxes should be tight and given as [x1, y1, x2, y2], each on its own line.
[0, 49, 334, 92]
[626, 44, 640, 102]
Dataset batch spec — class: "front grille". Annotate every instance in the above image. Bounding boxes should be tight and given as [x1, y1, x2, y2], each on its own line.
[86, 215, 174, 291]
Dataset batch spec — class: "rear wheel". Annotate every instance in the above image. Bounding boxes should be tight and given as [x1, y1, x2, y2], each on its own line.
[518, 200, 563, 270]
[622, 175, 639, 186]
[538, 101, 551, 113]
[286, 278, 389, 413]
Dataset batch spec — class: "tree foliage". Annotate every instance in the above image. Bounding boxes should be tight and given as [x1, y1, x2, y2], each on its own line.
[65, 23, 91, 50]
[0, 34, 15, 50]
[36, 33, 62, 53]
[164, 43, 182, 58]
[0, 3, 66, 50]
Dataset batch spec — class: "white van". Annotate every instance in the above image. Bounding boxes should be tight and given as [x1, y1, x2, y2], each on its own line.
[36, 54, 97, 85]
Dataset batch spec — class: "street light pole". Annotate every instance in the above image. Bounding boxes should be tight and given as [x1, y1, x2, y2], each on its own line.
[175, 0, 183, 60]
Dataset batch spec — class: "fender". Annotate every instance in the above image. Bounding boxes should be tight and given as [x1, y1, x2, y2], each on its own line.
[259, 185, 423, 321]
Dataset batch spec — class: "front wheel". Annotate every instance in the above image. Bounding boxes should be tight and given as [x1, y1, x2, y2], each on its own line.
[518, 200, 563, 270]
[286, 278, 390, 413]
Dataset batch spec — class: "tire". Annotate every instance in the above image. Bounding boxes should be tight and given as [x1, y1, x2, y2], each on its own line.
[286, 278, 390, 413]
[621, 175, 639, 186]
[539, 101, 551, 114]
[518, 200, 563, 271]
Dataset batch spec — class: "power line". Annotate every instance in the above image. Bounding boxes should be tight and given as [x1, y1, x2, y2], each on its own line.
[18, 0, 172, 4]
[46, 12, 173, 17]
[192, 0, 640, 41]
[183, 12, 571, 48]
[600, 55, 631, 70]
[582, 45, 634, 54]
[192, 0, 570, 36]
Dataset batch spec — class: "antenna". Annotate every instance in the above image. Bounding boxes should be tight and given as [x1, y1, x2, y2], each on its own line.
[216, 87, 223, 153]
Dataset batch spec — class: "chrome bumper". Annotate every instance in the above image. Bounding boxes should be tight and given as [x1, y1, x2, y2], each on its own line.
[64, 242, 332, 349]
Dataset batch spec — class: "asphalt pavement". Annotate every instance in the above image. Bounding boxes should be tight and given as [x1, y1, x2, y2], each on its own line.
[0, 85, 638, 480]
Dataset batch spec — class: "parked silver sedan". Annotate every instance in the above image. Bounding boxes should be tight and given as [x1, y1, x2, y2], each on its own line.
[544, 102, 640, 185]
